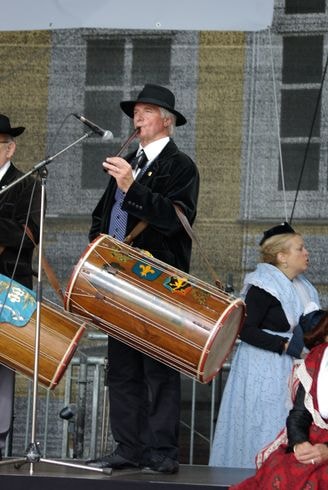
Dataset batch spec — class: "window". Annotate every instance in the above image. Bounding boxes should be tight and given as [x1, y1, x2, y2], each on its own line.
[82, 35, 172, 189]
[280, 89, 321, 138]
[285, 0, 326, 14]
[282, 36, 323, 84]
[279, 35, 323, 191]
[279, 143, 319, 191]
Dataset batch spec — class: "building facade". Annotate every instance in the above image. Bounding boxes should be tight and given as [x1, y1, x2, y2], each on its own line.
[0, 0, 327, 462]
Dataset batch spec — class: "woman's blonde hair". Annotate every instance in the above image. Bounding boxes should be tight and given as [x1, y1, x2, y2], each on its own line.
[260, 232, 300, 265]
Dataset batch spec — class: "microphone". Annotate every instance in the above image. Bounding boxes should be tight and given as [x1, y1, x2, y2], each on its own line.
[73, 113, 113, 141]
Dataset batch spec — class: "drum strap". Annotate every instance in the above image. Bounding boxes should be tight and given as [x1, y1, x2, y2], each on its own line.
[123, 205, 223, 290]
[173, 204, 223, 289]
[0, 228, 64, 303]
[23, 225, 65, 304]
[124, 221, 149, 245]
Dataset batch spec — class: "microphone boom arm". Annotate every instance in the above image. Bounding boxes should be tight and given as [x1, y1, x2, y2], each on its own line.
[0, 132, 90, 196]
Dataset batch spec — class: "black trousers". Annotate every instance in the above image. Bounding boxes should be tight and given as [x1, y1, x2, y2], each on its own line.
[107, 337, 181, 462]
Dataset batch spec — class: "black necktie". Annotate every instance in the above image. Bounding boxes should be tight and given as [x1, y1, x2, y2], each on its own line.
[130, 149, 148, 170]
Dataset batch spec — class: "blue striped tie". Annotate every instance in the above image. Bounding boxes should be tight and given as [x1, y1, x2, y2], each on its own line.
[108, 150, 148, 241]
[108, 187, 128, 241]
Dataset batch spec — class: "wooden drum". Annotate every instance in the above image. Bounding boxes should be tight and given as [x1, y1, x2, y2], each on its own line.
[0, 296, 86, 390]
[65, 234, 245, 383]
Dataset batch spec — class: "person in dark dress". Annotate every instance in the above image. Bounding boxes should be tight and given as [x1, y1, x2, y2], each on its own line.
[209, 222, 320, 468]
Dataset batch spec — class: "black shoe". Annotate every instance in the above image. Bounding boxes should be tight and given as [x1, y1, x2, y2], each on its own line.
[141, 454, 179, 474]
[86, 450, 139, 469]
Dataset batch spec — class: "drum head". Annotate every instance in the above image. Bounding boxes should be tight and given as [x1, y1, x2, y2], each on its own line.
[198, 298, 245, 383]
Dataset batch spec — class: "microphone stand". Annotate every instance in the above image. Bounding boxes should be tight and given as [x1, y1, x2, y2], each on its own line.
[0, 132, 112, 477]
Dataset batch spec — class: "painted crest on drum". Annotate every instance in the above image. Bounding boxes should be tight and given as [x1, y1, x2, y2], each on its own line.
[191, 288, 210, 305]
[163, 276, 192, 295]
[0, 274, 36, 327]
[109, 250, 130, 263]
[132, 261, 162, 281]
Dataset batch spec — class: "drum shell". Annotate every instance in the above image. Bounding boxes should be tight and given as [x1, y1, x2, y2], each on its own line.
[0, 299, 86, 389]
[65, 235, 245, 383]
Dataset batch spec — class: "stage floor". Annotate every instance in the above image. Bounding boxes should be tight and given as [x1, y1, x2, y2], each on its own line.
[0, 458, 255, 490]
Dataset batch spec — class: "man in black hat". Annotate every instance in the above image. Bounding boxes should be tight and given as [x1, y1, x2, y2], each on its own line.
[87, 84, 199, 473]
[0, 114, 41, 459]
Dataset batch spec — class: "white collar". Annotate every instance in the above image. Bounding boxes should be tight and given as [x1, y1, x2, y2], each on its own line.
[318, 346, 328, 418]
[0, 161, 11, 182]
[139, 137, 170, 164]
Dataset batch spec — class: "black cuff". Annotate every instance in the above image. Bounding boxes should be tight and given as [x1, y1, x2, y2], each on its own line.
[286, 324, 304, 358]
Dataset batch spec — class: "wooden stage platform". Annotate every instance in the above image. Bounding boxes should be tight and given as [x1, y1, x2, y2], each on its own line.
[0, 458, 255, 490]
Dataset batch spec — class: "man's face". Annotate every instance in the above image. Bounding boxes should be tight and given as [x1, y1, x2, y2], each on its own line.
[0, 135, 15, 169]
[133, 103, 170, 146]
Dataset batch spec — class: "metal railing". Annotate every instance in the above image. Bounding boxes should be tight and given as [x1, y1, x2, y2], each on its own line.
[9, 335, 234, 464]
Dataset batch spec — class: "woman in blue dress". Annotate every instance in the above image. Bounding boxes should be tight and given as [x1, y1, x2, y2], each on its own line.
[209, 222, 320, 469]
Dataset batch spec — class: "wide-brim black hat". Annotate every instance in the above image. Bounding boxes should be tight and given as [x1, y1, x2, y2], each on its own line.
[0, 114, 25, 137]
[120, 84, 187, 126]
[259, 221, 295, 246]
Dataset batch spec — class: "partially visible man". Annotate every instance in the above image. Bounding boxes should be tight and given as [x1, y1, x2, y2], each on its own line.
[0, 114, 41, 459]
[87, 84, 199, 473]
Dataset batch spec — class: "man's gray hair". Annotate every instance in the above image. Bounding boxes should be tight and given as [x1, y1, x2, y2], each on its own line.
[159, 107, 176, 136]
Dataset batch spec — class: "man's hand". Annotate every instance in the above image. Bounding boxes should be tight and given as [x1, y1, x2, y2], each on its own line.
[103, 156, 134, 193]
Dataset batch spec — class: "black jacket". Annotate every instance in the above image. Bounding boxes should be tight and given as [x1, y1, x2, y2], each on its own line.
[89, 139, 199, 273]
[286, 384, 313, 449]
[0, 163, 41, 289]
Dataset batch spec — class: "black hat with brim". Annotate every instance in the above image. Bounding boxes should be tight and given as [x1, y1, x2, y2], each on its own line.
[259, 222, 295, 246]
[120, 84, 187, 126]
[0, 114, 25, 137]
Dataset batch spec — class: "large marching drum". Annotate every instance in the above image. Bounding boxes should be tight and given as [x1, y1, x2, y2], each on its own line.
[0, 275, 86, 389]
[65, 234, 245, 383]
